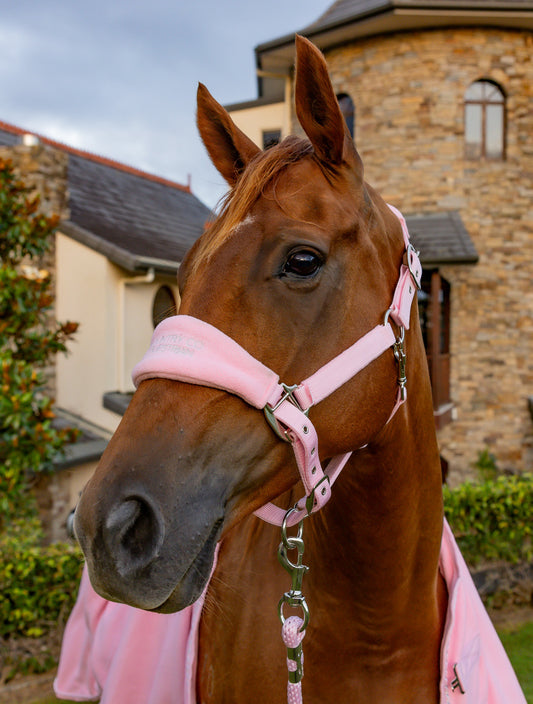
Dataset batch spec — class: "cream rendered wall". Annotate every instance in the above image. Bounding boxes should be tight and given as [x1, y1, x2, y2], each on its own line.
[121, 274, 180, 392]
[229, 101, 287, 148]
[55, 233, 180, 431]
[55, 233, 122, 432]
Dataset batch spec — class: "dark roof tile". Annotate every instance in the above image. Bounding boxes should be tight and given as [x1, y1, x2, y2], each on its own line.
[406, 211, 479, 265]
[0, 122, 212, 271]
[304, 0, 533, 33]
[67, 154, 211, 268]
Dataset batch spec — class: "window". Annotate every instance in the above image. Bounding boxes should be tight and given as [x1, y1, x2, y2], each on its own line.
[464, 80, 505, 160]
[336, 93, 355, 138]
[418, 270, 452, 428]
[152, 285, 177, 327]
[262, 129, 281, 150]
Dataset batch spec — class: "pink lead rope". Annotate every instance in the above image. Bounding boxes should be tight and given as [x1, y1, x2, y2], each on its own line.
[132, 206, 422, 703]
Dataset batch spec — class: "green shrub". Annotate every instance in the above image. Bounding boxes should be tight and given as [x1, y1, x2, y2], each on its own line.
[0, 157, 78, 528]
[0, 542, 83, 638]
[444, 474, 533, 565]
[473, 447, 499, 482]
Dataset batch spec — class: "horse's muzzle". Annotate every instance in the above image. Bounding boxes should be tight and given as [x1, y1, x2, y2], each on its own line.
[102, 494, 165, 576]
[74, 483, 224, 612]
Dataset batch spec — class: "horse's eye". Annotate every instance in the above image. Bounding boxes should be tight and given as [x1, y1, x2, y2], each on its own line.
[282, 249, 323, 278]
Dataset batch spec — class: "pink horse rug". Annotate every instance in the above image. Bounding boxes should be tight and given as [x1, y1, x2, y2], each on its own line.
[54, 519, 526, 703]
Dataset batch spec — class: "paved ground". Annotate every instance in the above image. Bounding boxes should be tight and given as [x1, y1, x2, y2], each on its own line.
[0, 672, 56, 704]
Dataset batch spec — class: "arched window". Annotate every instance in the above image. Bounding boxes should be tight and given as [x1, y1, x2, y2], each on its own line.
[336, 93, 355, 139]
[464, 80, 505, 160]
[152, 285, 177, 327]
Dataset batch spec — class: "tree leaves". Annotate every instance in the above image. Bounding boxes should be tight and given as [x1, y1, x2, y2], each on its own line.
[0, 158, 79, 527]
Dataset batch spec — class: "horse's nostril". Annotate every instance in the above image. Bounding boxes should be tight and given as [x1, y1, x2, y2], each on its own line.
[104, 496, 164, 572]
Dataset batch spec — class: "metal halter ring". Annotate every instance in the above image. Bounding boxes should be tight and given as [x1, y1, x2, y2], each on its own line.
[383, 308, 406, 343]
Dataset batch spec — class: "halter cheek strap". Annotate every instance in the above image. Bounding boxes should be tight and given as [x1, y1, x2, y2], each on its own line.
[132, 206, 421, 527]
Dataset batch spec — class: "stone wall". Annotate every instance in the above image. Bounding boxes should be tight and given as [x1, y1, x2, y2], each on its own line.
[301, 27, 533, 481]
[0, 143, 69, 219]
[0, 142, 69, 397]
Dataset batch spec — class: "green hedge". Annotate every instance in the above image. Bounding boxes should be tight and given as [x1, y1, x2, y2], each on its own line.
[0, 542, 83, 638]
[444, 474, 533, 566]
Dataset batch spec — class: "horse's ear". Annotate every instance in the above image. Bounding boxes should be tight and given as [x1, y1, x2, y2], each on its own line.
[294, 35, 360, 171]
[197, 83, 261, 186]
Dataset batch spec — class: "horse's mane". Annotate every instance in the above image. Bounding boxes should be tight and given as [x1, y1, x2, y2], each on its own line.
[192, 135, 313, 270]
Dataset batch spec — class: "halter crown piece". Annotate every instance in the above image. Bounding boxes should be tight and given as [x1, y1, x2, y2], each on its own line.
[132, 204, 422, 527]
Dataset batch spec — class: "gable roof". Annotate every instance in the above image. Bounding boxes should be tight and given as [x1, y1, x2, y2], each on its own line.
[0, 121, 212, 273]
[255, 0, 533, 99]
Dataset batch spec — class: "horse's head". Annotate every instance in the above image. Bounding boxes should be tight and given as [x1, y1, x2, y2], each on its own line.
[75, 36, 412, 613]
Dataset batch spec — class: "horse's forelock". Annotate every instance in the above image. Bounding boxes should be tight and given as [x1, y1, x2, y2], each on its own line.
[191, 136, 313, 272]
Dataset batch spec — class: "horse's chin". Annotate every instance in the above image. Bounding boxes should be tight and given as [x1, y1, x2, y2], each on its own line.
[84, 516, 222, 614]
[150, 523, 221, 613]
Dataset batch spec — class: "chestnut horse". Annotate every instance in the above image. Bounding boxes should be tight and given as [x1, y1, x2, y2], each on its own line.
[75, 37, 449, 702]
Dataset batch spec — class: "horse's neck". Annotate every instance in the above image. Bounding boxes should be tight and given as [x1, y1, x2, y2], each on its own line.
[305, 381, 445, 637]
[199, 359, 446, 703]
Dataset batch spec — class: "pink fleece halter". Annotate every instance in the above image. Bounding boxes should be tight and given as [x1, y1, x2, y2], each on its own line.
[132, 205, 421, 526]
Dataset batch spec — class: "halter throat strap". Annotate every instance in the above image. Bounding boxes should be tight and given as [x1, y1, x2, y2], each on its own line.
[132, 206, 421, 527]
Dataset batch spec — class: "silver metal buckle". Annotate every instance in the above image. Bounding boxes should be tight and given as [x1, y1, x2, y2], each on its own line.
[305, 474, 330, 516]
[405, 243, 422, 290]
[264, 383, 309, 442]
[451, 664, 465, 694]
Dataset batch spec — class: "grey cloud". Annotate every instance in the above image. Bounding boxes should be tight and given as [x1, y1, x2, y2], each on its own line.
[0, 0, 327, 207]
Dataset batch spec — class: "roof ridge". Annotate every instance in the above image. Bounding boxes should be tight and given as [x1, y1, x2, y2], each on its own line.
[0, 118, 191, 194]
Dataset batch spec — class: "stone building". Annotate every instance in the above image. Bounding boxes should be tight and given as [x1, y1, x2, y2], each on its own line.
[228, 0, 533, 482]
[0, 123, 211, 538]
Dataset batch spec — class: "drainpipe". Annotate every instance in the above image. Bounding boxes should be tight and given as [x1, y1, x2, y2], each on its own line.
[117, 268, 155, 393]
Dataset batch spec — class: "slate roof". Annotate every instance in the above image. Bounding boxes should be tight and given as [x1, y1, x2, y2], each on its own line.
[52, 409, 111, 470]
[405, 211, 479, 266]
[254, 0, 533, 92]
[304, 0, 533, 34]
[64, 154, 211, 272]
[0, 121, 212, 273]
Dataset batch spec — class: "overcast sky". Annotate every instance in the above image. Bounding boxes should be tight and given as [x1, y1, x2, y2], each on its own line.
[1, 1, 328, 208]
